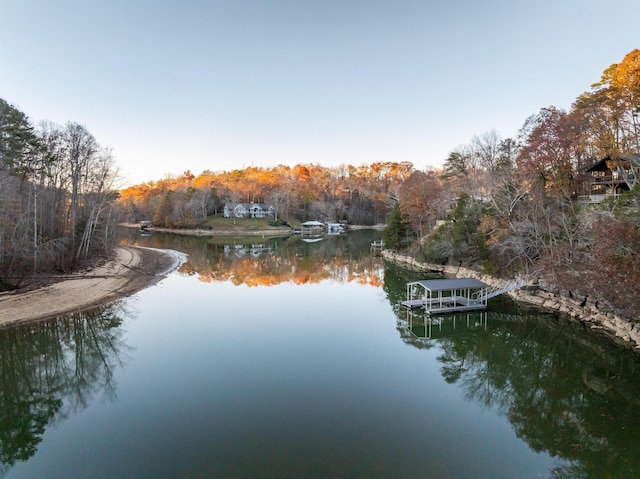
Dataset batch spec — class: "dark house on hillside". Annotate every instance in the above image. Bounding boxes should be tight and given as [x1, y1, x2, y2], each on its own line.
[580, 153, 640, 203]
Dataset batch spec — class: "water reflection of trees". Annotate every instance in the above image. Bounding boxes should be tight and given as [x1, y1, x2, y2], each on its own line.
[0, 303, 132, 469]
[394, 302, 640, 478]
[131, 230, 385, 287]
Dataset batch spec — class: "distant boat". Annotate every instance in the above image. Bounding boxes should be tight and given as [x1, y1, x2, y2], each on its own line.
[326, 223, 346, 234]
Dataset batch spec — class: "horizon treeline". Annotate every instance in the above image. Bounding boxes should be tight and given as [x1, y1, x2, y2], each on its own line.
[119, 161, 417, 227]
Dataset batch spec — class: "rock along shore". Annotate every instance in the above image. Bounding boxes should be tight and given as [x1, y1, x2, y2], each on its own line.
[382, 250, 640, 352]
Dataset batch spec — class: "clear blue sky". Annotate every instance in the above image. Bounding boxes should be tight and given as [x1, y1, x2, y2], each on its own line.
[1, 0, 638, 186]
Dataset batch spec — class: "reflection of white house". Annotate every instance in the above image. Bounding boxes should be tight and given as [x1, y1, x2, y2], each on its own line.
[223, 203, 275, 218]
[223, 243, 273, 257]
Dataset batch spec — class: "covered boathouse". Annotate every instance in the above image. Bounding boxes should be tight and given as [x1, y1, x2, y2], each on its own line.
[401, 278, 490, 314]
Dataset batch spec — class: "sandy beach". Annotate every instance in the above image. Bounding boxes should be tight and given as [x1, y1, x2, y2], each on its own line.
[0, 246, 182, 328]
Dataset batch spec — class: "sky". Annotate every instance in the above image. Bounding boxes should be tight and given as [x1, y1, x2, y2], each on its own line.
[1, 0, 638, 187]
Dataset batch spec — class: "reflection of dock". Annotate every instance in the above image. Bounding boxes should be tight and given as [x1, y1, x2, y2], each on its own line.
[408, 310, 488, 340]
[399, 309, 526, 341]
[370, 240, 384, 256]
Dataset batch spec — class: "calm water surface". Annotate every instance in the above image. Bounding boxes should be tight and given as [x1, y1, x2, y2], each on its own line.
[2, 230, 640, 478]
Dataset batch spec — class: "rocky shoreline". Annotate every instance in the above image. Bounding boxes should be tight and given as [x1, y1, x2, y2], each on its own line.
[382, 250, 640, 352]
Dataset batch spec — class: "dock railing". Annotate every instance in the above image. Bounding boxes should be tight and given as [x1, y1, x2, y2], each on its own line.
[471, 277, 528, 302]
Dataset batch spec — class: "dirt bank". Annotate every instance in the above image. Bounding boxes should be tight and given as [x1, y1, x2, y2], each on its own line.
[0, 246, 181, 328]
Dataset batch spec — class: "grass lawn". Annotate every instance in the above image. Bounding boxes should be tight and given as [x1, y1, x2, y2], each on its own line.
[201, 215, 296, 230]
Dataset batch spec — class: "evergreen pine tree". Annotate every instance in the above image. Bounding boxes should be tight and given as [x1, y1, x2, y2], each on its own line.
[383, 202, 406, 249]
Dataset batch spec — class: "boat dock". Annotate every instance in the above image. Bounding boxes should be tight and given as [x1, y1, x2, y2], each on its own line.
[401, 277, 525, 314]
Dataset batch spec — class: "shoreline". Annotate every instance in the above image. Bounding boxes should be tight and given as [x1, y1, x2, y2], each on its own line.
[0, 246, 182, 328]
[0, 225, 383, 328]
[122, 222, 386, 237]
[382, 250, 640, 352]
[5, 240, 635, 353]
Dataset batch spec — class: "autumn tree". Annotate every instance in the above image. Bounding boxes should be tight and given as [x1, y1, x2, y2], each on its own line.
[574, 49, 640, 157]
[153, 190, 175, 227]
[517, 107, 587, 198]
[399, 169, 449, 238]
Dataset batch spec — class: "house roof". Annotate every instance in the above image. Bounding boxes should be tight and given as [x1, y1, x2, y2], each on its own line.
[586, 154, 640, 172]
[225, 202, 272, 209]
[408, 278, 487, 292]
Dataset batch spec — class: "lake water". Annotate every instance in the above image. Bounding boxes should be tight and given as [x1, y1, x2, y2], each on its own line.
[2, 230, 640, 478]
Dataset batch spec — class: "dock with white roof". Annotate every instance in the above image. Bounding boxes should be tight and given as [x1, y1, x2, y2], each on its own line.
[401, 277, 524, 314]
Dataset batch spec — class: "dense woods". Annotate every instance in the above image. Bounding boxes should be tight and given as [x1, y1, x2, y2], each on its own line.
[118, 161, 415, 228]
[0, 100, 120, 290]
[2, 49, 640, 322]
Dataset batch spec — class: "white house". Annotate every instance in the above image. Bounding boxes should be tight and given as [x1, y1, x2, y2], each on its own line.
[223, 203, 275, 218]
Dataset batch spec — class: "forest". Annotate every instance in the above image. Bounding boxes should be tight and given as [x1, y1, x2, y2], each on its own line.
[0, 101, 120, 289]
[2, 49, 640, 321]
